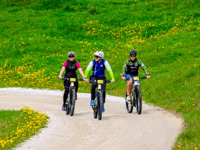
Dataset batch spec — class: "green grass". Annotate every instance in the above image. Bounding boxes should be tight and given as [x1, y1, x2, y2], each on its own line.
[0, 106, 49, 149]
[0, 0, 200, 149]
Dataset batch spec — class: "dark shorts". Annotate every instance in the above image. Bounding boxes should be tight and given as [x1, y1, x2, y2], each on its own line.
[125, 74, 140, 84]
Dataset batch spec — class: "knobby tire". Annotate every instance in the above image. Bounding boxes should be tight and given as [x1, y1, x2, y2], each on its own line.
[97, 91, 103, 120]
[69, 88, 76, 116]
[135, 87, 142, 114]
[93, 99, 97, 119]
[126, 93, 133, 113]
[66, 90, 70, 115]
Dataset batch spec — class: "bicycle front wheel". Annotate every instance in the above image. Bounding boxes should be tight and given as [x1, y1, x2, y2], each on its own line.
[125, 93, 133, 113]
[135, 87, 142, 114]
[69, 88, 76, 116]
[66, 105, 69, 115]
[93, 106, 97, 119]
[66, 95, 69, 115]
[97, 91, 103, 120]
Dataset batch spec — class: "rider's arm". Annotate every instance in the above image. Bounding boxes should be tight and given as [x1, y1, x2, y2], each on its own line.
[138, 59, 150, 76]
[76, 62, 85, 79]
[58, 62, 67, 78]
[59, 66, 65, 77]
[104, 60, 115, 80]
[121, 60, 128, 77]
[78, 68, 85, 79]
[84, 61, 93, 79]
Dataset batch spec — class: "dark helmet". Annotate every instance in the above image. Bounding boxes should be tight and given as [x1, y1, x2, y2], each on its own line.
[68, 51, 75, 57]
[130, 50, 137, 55]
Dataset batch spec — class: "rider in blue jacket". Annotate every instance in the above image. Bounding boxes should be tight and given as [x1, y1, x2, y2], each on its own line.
[84, 51, 115, 112]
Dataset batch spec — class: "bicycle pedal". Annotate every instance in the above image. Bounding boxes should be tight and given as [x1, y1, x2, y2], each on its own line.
[126, 99, 131, 103]
[92, 106, 96, 109]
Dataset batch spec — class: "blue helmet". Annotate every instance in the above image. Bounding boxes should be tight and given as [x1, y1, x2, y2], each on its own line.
[68, 51, 75, 57]
[130, 50, 137, 55]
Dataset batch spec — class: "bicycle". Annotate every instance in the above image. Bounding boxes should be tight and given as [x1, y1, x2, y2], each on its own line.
[62, 77, 81, 116]
[125, 76, 146, 114]
[89, 79, 110, 120]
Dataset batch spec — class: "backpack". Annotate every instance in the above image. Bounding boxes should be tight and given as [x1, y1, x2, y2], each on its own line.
[92, 59, 106, 70]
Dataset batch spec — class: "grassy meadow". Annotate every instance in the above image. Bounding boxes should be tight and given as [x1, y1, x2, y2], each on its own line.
[0, 106, 49, 149]
[0, 0, 200, 149]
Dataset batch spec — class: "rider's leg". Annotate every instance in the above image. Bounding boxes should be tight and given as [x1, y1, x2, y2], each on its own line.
[63, 80, 70, 106]
[91, 83, 97, 100]
[127, 78, 133, 96]
[90, 76, 97, 105]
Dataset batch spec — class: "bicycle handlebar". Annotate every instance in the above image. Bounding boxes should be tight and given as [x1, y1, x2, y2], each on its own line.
[59, 78, 84, 81]
[88, 80, 111, 83]
[78, 78, 111, 83]
[126, 76, 147, 80]
[139, 76, 147, 79]
[78, 79, 84, 81]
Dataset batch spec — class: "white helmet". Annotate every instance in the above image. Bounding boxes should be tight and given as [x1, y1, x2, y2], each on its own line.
[94, 51, 104, 58]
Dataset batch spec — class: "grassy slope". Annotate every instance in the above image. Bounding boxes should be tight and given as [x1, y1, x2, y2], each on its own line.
[0, 0, 200, 149]
[0, 107, 49, 150]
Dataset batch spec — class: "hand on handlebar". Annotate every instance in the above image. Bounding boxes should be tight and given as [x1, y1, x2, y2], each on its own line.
[147, 75, 151, 79]
[58, 76, 62, 79]
[121, 76, 126, 80]
[84, 78, 89, 83]
[111, 79, 115, 83]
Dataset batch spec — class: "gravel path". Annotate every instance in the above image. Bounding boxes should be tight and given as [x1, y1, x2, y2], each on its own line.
[0, 88, 183, 150]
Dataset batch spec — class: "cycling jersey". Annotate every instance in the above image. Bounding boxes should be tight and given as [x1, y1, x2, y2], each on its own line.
[85, 59, 114, 79]
[63, 60, 81, 78]
[121, 58, 150, 76]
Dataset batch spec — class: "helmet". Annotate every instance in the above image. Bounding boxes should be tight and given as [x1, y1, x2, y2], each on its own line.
[68, 51, 75, 57]
[94, 51, 104, 58]
[130, 50, 137, 55]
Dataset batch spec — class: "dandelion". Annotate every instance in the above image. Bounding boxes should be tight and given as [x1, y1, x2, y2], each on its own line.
[0, 106, 49, 149]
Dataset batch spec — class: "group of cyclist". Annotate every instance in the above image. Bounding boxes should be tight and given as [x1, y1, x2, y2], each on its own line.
[58, 50, 150, 112]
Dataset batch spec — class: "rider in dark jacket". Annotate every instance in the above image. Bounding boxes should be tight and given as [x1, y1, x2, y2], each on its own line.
[121, 50, 150, 102]
[58, 52, 86, 111]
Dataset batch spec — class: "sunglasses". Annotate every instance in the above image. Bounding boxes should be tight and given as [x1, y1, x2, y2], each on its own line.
[130, 55, 136, 57]
[69, 56, 75, 58]
[95, 56, 100, 58]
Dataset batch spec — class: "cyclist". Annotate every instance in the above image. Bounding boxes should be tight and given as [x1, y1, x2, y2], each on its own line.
[121, 50, 150, 102]
[58, 52, 86, 111]
[84, 51, 115, 112]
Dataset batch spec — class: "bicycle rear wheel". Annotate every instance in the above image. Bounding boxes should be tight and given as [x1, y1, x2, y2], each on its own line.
[135, 87, 142, 114]
[69, 88, 76, 116]
[125, 93, 133, 113]
[97, 91, 103, 120]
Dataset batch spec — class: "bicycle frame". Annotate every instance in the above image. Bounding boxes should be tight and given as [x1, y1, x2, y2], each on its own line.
[133, 76, 139, 86]
[70, 78, 76, 87]
[97, 80, 103, 89]
[94, 80, 104, 108]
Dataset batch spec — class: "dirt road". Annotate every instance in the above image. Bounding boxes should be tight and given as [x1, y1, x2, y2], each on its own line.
[0, 88, 183, 150]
